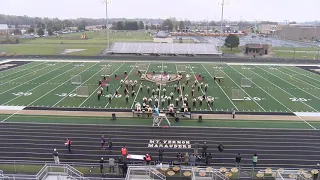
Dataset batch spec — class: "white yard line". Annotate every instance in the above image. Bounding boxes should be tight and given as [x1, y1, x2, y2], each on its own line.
[258, 66, 320, 101]
[0, 62, 71, 96]
[226, 64, 316, 130]
[130, 63, 151, 109]
[2, 63, 81, 105]
[53, 62, 110, 107]
[103, 63, 136, 108]
[0, 63, 98, 123]
[214, 64, 266, 112]
[202, 64, 239, 111]
[282, 66, 320, 84]
[0, 62, 63, 87]
[189, 64, 212, 111]
[0, 62, 47, 79]
[248, 66, 318, 112]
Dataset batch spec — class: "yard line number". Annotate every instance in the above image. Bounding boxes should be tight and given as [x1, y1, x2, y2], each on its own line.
[12, 92, 32, 96]
[289, 97, 311, 102]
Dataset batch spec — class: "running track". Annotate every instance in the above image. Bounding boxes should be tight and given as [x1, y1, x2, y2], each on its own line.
[0, 123, 319, 169]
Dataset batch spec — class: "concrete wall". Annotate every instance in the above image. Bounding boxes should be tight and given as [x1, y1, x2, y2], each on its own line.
[153, 37, 173, 43]
[279, 26, 320, 41]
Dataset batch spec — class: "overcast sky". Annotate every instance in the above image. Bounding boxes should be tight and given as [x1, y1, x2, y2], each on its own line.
[1, 0, 319, 22]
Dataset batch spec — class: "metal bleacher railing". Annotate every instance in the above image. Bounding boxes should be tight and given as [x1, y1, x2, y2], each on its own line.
[0, 160, 319, 180]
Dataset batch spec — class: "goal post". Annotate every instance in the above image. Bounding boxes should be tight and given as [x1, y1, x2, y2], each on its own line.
[241, 78, 252, 88]
[231, 89, 245, 101]
[76, 86, 89, 98]
[70, 75, 81, 85]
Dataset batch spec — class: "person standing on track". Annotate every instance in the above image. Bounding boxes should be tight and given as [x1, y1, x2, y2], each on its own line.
[65, 138, 72, 153]
[232, 109, 236, 119]
[53, 148, 59, 164]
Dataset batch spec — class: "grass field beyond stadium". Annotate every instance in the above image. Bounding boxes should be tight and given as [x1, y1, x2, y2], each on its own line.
[0, 60, 319, 115]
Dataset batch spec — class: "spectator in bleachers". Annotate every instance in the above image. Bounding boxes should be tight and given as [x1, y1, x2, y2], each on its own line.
[108, 138, 113, 152]
[121, 146, 127, 161]
[184, 152, 189, 165]
[158, 147, 164, 162]
[65, 138, 72, 153]
[109, 157, 115, 173]
[144, 154, 152, 165]
[101, 135, 106, 150]
[53, 148, 59, 164]
[236, 153, 241, 167]
[194, 141, 199, 155]
[196, 154, 202, 166]
[218, 143, 224, 156]
[122, 163, 128, 178]
[206, 153, 212, 165]
[177, 152, 183, 164]
[189, 154, 196, 166]
[99, 157, 105, 174]
[202, 142, 208, 157]
[253, 154, 258, 167]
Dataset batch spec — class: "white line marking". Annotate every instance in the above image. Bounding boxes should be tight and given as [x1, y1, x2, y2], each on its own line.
[282, 66, 320, 83]
[189, 64, 212, 111]
[79, 63, 125, 108]
[130, 63, 150, 109]
[202, 64, 238, 111]
[247, 65, 318, 120]
[103, 63, 136, 108]
[258, 66, 320, 101]
[0, 62, 71, 96]
[0, 62, 47, 80]
[217, 64, 266, 111]
[54, 62, 114, 107]
[2, 63, 82, 105]
[23, 63, 98, 107]
[227, 64, 316, 130]
[277, 67, 320, 89]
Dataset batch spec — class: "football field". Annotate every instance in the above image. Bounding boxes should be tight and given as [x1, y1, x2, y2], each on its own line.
[0, 59, 319, 118]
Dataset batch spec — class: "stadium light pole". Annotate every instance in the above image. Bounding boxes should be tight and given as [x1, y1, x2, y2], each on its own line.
[102, 0, 111, 50]
[220, 0, 226, 33]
